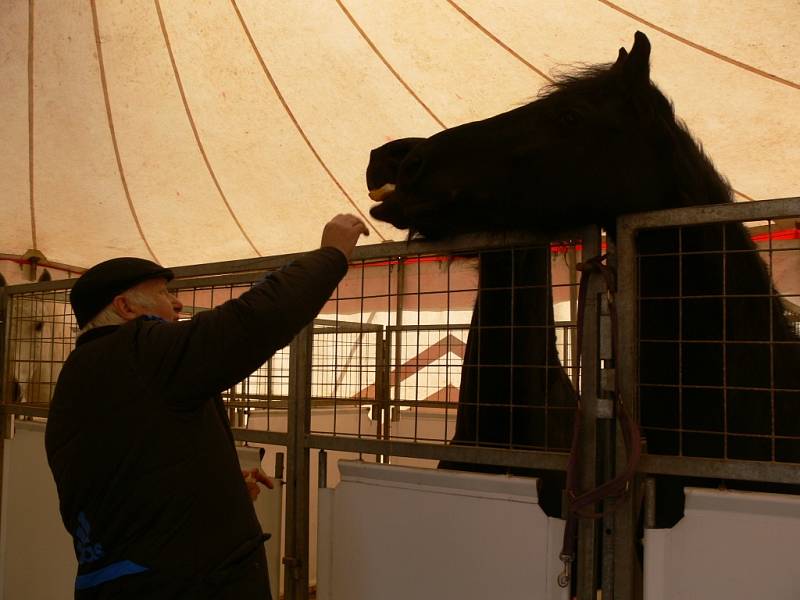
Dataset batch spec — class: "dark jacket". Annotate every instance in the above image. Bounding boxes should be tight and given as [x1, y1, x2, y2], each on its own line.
[45, 247, 348, 599]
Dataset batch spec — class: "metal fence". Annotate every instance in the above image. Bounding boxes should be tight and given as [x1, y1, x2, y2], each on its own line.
[1, 198, 798, 599]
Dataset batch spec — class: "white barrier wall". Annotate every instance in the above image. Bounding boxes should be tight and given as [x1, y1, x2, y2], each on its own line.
[0, 422, 281, 600]
[645, 487, 800, 600]
[236, 445, 283, 600]
[0, 421, 75, 600]
[317, 460, 568, 600]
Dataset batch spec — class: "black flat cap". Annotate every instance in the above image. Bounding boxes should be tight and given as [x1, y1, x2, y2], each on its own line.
[70, 257, 174, 329]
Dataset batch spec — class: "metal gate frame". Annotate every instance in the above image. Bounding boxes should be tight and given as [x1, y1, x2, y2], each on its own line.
[612, 196, 800, 599]
[2, 199, 797, 599]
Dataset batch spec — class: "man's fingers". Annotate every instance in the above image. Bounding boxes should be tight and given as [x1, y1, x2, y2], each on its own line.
[244, 467, 274, 489]
[355, 221, 370, 236]
[253, 469, 274, 489]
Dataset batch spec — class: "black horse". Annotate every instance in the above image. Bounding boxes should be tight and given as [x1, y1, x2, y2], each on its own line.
[366, 32, 800, 527]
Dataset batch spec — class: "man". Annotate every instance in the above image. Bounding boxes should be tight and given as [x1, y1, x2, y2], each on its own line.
[45, 214, 369, 599]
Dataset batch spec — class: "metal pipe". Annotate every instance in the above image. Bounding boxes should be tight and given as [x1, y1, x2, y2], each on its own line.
[275, 452, 285, 481]
[644, 477, 657, 530]
[318, 449, 328, 489]
[576, 225, 602, 600]
[284, 325, 313, 600]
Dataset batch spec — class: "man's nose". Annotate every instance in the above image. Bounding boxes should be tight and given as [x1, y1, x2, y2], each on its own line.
[171, 294, 183, 312]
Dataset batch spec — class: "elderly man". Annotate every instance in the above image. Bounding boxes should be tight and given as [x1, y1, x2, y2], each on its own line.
[46, 214, 368, 599]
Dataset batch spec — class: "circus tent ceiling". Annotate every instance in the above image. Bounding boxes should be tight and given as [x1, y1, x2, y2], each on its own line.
[1, 0, 798, 271]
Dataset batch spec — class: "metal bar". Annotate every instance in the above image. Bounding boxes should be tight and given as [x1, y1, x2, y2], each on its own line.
[615, 211, 643, 600]
[387, 261, 406, 438]
[0, 288, 8, 550]
[306, 435, 569, 470]
[599, 274, 617, 600]
[318, 449, 328, 489]
[230, 427, 288, 447]
[314, 319, 384, 333]
[617, 196, 799, 232]
[577, 225, 602, 600]
[639, 454, 800, 484]
[0, 404, 50, 418]
[376, 331, 390, 449]
[284, 325, 313, 600]
[643, 478, 657, 530]
[0, 230, 577, 298]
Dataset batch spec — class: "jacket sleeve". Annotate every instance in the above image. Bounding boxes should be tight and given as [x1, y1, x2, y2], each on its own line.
[131, 247, 348, 408]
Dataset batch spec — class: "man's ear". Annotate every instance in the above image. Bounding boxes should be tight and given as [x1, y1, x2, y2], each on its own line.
[111, 294, 138, 321]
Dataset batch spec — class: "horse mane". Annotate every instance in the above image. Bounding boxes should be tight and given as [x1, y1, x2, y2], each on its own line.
[541, 63, 734, 209]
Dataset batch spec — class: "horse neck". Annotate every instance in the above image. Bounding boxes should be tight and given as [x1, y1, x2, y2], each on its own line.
[664, 132, 733, 209]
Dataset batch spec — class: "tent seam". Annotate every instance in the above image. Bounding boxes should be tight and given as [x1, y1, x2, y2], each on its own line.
[154, 0, 262, 257]
[27, 0, 36, 250]
[90, 0, 161, 263]
[597, 0, 800, 91]
[335, 0, 447, 130]
[446, 0, 554, 84]
[229, 0, 386, 242]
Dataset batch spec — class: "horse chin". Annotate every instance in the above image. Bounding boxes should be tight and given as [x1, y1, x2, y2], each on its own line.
[369, 197, 410, 230]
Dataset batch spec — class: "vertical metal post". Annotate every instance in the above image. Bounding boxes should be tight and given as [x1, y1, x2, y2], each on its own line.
[275, 452, 285, 480]
[599, 290, 617, 600]
[0, 288, 7, 549]
[392, 259, 405, 421]
[614, 221, 643, 600]
[284, 325, 313, 600]
[318, 449, 328, 489]
[576, 225, 602, 600]
[375, 330, 390, 462]
[568, 245, 579, 386]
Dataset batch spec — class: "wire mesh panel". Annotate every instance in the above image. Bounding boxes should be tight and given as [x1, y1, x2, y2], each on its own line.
[637, 222, 800, 464]
[616, 198, 800, 477]
[304, 240, 583, 465]
[2, 289, 75, 408]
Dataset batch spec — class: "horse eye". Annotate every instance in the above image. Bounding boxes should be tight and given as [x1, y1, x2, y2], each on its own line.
[559, 110, 581, 127]
[398, 154, 424, 184]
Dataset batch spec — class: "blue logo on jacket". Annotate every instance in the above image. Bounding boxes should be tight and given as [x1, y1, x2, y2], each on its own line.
[75, 512, 105, 565]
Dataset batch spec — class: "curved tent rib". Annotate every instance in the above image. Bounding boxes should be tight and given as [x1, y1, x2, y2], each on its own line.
[446, 0, 554, 84]
[230, 0, 385, 242]
[155, 0, 260, 257]
[90, 0, 160, 263]
[598, 0, 800, 90]
[26, 0, 36, 251]
[336, 0, 447, 130]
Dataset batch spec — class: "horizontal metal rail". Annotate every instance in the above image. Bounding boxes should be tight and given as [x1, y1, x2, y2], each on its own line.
[1, 229, 580, 295]
[617, 196, 799, 233]
[640, 454, 800, 485]
[306, 434, 570, 470]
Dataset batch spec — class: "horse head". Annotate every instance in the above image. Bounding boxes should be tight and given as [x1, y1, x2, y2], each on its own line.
[367, 32, 728, 239]
[6, 269, 65, 405]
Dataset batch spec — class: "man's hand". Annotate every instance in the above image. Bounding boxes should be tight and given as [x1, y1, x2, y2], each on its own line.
[321, 214, 370, 260]
[242, 468, 274, 502]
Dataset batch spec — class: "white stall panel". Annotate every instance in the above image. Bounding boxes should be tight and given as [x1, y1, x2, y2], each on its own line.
[0, 421, 75, 600]
[645, 487, 800, 600]
[236, 445, 283, 600]
[318, 460, 568, 600]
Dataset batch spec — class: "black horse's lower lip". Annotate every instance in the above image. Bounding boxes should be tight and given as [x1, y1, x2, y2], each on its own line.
[369, 200, 409, 229]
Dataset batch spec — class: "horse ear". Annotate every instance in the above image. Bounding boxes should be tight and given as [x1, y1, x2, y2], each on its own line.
[613, 47, 628, 69]
[623, 31, 651, 82]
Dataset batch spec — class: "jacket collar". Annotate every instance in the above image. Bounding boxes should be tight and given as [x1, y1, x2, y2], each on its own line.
[76, 325, 121, 347]
[75, 315, 169, 347]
